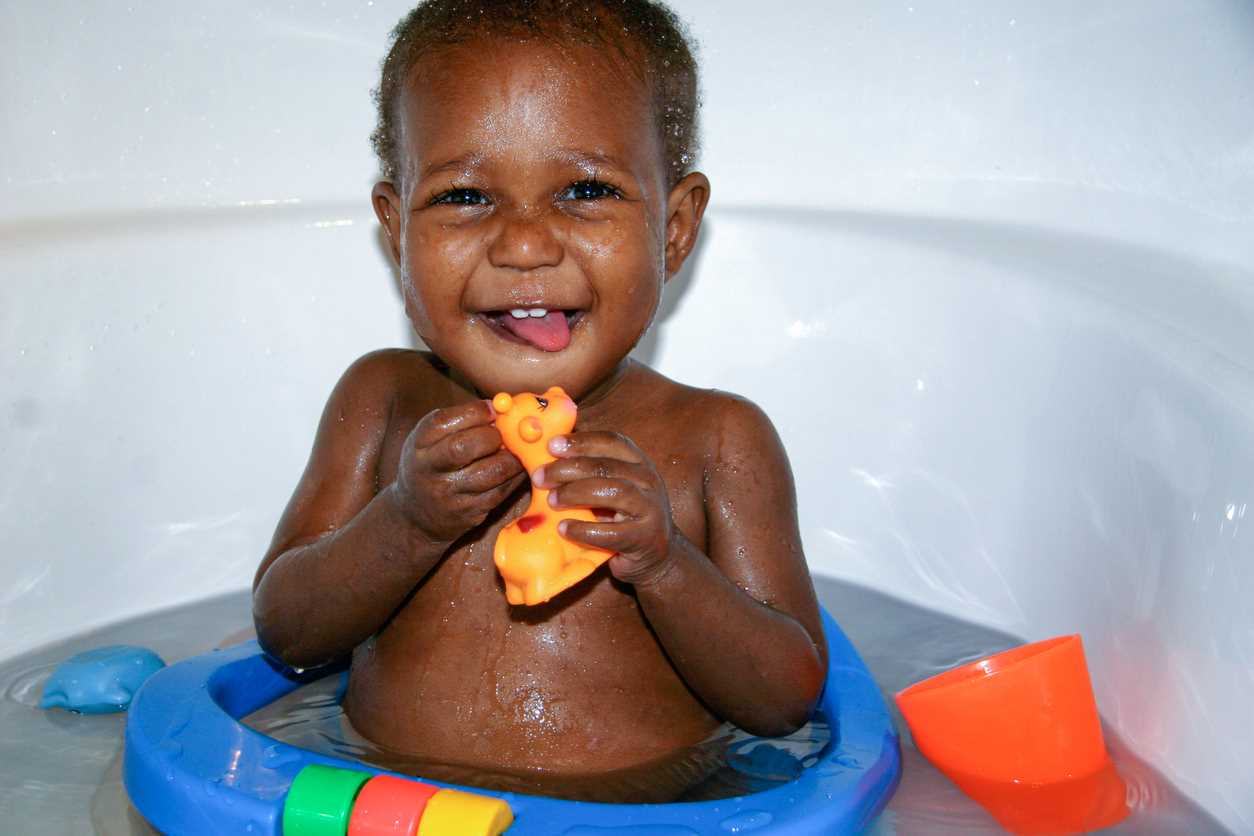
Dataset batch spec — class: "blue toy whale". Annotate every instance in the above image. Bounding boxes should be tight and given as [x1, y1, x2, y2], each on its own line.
[40, 645, 166, 714]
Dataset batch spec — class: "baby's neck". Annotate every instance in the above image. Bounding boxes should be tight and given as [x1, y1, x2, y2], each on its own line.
[573, 358, 634, 416]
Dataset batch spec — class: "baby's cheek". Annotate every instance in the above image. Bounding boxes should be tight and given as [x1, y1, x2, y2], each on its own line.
[571, 222, 634, 261]
[411, 226, 479, 278]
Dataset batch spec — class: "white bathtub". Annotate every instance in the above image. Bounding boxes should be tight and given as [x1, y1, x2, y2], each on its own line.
[2, 1, 1251, 832]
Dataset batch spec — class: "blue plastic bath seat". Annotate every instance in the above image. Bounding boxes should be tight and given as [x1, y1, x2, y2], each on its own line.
[124, 608, 901, 835]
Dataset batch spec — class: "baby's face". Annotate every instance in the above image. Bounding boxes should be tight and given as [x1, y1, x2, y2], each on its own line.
[374, 36, 706, 399]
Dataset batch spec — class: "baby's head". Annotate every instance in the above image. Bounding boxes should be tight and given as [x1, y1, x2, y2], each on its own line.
[370, 0, 710, 399]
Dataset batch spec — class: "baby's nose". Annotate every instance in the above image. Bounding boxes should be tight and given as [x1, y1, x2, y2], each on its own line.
[487, 209, 564, 272]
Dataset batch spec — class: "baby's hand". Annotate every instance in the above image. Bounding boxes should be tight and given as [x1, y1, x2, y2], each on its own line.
[392, 400, 526, 544]
[533, 432, 676, 587]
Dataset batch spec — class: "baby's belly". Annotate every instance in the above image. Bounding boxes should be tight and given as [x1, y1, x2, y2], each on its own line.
[343, 546, 718, 776]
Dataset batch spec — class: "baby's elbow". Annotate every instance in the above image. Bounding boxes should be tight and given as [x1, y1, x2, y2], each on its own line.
[785, 641, 825, 717]
[746, 651, 826, 738]
[779, 674, 825, 736]
[253, 614, 297, 668]
[255, 625, 337, 671]
[253, 602, 329, 671]
[743, 698, 815, 738]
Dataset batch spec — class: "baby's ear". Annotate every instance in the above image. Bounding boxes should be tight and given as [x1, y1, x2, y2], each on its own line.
[663, 172, 711, 279]
[493, 393, 515, 414]
[372, 181, 403, 263]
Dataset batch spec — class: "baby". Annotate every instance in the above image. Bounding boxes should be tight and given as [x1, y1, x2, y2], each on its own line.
[252, 0, 826, 802]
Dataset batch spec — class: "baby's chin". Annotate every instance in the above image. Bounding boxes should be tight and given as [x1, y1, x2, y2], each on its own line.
[440, 345, 618, 402]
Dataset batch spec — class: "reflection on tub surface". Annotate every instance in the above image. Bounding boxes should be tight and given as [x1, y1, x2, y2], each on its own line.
[0, 577, 1229, 835]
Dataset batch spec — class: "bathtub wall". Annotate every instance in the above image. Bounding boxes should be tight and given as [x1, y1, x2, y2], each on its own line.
[3, 2, 1252, 831]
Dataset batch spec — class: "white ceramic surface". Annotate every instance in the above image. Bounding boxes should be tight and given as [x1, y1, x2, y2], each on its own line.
[2, 1, 1251, 831]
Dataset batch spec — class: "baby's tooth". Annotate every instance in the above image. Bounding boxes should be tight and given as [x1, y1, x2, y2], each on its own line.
[528, 308, 548, 318]
[509, 309, 529, 319]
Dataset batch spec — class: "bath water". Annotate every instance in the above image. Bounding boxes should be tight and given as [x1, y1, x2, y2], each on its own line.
[0, 578, 1229, 834]
[240, 671, 830, 804]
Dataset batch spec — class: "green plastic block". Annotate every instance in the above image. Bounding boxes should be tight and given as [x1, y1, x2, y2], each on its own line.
[282, 764, 372, 835]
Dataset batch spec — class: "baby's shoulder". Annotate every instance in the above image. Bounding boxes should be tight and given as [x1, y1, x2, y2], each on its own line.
[333, 348, 452, 402]
[323, 348, 463, 435]
[631, 366, 782, 462]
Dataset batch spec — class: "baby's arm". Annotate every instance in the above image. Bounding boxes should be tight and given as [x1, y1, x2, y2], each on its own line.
[253, 351, 524, 669]
[539, 397, 825, 736]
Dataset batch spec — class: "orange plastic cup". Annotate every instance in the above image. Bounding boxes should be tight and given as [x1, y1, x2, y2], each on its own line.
[895, 635, 1129, 835]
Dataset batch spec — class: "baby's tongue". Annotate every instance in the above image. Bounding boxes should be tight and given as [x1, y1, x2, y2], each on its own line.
[500, 311, 571, 352]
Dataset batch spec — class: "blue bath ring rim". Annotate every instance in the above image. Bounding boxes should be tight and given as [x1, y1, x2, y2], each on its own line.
[123, 607, 901, 835]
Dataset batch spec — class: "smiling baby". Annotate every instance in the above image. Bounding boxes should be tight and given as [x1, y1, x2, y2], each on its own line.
[252, 0, 825, 802]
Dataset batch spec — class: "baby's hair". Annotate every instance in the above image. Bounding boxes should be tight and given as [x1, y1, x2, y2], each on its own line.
[371, 0, 700, 186]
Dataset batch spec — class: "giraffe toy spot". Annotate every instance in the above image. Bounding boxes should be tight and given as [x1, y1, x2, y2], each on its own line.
[517, 514, 545, 533]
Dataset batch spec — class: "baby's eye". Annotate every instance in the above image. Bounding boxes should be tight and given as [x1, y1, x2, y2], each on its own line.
[560, 180, 622, 201]
[430, 188, 490, 206]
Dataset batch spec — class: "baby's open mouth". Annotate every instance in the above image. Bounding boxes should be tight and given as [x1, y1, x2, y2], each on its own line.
[481, 307, 585, 352]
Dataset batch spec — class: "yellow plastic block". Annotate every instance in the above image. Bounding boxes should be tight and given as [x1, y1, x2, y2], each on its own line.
[417, 789, 513, 835]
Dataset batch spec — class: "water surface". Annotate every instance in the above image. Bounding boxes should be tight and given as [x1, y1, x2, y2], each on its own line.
[0, 578, 1229, 834]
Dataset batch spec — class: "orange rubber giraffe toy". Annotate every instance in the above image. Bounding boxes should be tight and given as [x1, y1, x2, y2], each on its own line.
[491, 387, 614, 606]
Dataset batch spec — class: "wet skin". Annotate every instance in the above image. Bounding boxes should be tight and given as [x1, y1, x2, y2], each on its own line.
[253, 37, 825, 788]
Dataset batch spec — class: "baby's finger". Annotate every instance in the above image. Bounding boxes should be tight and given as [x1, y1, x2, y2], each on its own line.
[411, 400, 495, 448]
[533, 456, 651, 490]
[547, 430, 644, 463]
[558, 518, 627, 552]
[467, 472, 528, 516]
[425, 424, 505, 472]
[450, 449, 526, 494]
[548, 477, 650, 519]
